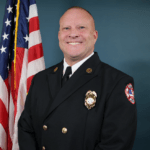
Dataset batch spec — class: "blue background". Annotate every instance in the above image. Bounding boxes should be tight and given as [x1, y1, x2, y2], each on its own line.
[0, 0, 150, 149]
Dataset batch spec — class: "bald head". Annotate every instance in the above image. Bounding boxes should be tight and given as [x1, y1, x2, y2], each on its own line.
[59, 7, 95, 31]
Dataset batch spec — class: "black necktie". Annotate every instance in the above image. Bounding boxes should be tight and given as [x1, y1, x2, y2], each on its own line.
[62, 66, 72, 87]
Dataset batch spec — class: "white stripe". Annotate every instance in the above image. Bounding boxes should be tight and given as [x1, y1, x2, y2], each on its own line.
[29, 4, 38, 20]
[0, 124, 7, 150]
[9, 93, 14, 142]
[0, 75, 8, 112]
[12, 50, 45, 149]
[27, 56, 45, 78]
[29, 30, 42, 48]
[12, 49, 28, 150]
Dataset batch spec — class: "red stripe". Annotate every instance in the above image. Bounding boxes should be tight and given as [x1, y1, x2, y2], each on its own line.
[4, 78, 9, 92]
[7, 129, 12, 150]
[0, 98, 8, 133]
[0, 98, 13, 150]
[27, 75, 34, 93]
[7, 76, 13, 150]
[16, 47, 25, 96]
[10, 61, 15, 107]
[28, 43, 44, 63]
[15, 47, 25, 117]
[11, 47, 25, 118]
[29, 17, 40, 33]
[4, 77, 12, 149]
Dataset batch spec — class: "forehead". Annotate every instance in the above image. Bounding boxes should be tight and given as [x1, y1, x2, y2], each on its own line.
[59, 8, 93, 26]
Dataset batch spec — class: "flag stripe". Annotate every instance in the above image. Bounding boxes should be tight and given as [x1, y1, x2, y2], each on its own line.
[0, 124, 7, 149]
[7, 129, 12, 150]
[9, 93, 14, 142]
[29, 17, 40, 33]
[12, 48, 28, 150]
[4, 78, 9, 93]
[29, 30, 42, 48]
[28, 43, 44, 63]
[0, 98, 8, 132]
[10, 62, 16, 107]
[16, 47, 25, 87]
[14, 47, 25, 118]
[27, 56, 45, 78]
[29, 4, 38, 20]
[0, 76, 8, 112]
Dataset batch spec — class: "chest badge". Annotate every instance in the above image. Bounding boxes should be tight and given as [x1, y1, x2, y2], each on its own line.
[85, 90, 97, 110]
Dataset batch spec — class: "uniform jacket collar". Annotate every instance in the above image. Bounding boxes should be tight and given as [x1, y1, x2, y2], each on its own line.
[45, 52, 101, 121]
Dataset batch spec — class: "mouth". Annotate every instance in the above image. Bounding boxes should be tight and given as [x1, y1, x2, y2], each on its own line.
[67, 42, 82, 45]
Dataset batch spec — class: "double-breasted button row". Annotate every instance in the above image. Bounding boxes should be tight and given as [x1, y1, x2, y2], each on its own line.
[43, 125, 48, 131]
[43, 125, 67, 134]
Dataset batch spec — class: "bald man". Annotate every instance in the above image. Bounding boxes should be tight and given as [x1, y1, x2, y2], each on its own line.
[18, 7, 137, 150]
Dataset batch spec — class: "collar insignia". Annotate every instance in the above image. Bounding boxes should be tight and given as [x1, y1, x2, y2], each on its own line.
[86, 68, 92, 73]
[54, 67, 58, 72]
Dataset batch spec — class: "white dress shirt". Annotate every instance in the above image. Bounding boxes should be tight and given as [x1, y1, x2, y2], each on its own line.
[63, 52, 94, 77]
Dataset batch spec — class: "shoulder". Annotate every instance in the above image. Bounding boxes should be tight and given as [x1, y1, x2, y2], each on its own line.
[98, 62, 134, 97]
[100, 61, 133, 81]
[98, 62, 135, 106]
[36, 61, 62, 76]
[32, 61, 62, 82]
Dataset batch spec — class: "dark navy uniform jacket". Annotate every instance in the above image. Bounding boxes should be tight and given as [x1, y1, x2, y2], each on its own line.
[18, 52, 137, 150]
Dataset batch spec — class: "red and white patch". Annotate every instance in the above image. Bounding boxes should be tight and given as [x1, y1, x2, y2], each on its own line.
[125, 83, 135, 104]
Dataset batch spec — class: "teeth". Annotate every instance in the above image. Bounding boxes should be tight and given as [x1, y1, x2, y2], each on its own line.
[68, 42, 80, 45]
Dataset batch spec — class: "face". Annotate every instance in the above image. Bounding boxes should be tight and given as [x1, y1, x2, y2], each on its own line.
[58, 8, 98, 64]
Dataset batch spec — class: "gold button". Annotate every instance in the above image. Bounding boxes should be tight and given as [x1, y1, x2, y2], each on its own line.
[62, 127, 67, 134]
[42, 146, 45, 150]
[86, 68, 92, 73]
[54, 67, 58, 72]
[43, 125, 48, 131]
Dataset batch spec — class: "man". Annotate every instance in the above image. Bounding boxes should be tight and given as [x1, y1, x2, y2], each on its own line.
[18, 6, 137, 150]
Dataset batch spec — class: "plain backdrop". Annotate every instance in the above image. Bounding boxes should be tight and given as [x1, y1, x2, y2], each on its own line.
[0, 0, 150, 149]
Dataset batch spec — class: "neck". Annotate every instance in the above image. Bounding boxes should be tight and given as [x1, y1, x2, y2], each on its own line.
[65, 59, 80, 66]
[64, 52, 94, 67]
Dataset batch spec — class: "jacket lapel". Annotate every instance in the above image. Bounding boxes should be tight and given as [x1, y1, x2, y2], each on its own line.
[44, 53, 101, 121]
[47, 61, 63, 100]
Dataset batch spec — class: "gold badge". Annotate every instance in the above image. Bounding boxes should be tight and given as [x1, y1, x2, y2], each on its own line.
[85, 90, 97, 110]
[54, 67, 58, 72]
[86, 68, 92, 73]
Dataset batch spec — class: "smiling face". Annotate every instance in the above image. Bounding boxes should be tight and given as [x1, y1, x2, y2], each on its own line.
[58, 8, 98, 66]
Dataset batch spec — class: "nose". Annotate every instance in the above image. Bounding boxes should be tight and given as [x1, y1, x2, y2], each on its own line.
[69, 29, 79, 39]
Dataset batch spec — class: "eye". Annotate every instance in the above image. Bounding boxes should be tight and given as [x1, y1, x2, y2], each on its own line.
[79, 26, 85, 29]
[63, 27, 70, 30]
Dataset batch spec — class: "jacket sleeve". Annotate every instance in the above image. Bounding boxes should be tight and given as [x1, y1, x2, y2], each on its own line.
[94, 76, 137, 150]
[18, 75, 38, 150]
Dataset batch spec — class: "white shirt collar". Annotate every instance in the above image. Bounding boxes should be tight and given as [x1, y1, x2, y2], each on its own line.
[63, 52, 94, 77]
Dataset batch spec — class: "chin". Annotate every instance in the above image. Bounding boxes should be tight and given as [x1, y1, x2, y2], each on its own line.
[69, 51, 83, 58]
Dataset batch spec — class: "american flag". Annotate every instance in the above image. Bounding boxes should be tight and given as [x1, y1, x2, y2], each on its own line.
[0, 0, 45, 149]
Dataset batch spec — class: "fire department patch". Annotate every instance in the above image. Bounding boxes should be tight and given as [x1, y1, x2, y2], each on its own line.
[125, 83, 135, 104]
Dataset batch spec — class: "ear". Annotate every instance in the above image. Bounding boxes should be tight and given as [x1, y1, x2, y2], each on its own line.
[94, 30, 98, 42]
[58, 31, 60, 40]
